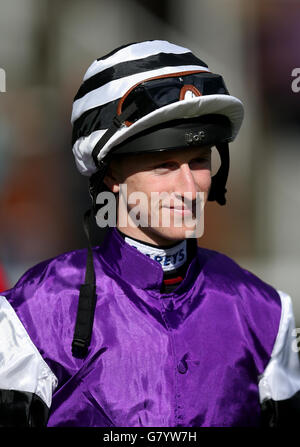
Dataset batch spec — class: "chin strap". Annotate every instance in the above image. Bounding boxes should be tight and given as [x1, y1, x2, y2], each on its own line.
[91, 102, 138, 168]
[71, 209, 97, 358]
[72, 104, 139, 358]
[208, 142, 230, 206]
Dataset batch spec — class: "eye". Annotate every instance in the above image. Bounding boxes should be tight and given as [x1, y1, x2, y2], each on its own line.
[154, 161, 177, 170]
[190, 156, 210, 167]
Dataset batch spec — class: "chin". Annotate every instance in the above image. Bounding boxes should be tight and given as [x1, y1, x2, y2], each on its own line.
[149, 225, 200, 243]
[150, 211, 204, 241]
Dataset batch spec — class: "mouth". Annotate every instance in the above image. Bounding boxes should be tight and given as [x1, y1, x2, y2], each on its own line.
[165, 206, 193, 215]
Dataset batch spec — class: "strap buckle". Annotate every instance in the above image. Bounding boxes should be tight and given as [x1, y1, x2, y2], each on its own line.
[72, 338, 89, 358]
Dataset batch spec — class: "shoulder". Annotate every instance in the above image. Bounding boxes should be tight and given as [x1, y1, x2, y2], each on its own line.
[196, 247, 292, 374]
[1, 248, 94, 347]
[0, 294, 58, 422]
[2, 246, 103, 306]
[197, 246, 282, 336]
[12, 248, 89, 289]
[197, 246, 281, 299]
[0, 247, 100, 381]
[198, 245, 259, 279]
[1, 244, 112, 337]
[258, 290, 300, 426]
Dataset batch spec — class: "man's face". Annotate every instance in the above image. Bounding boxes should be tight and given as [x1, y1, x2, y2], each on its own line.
[103, 146, 212, 245]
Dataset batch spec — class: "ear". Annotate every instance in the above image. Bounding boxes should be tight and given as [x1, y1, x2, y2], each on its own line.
[103, 165, 121, 193]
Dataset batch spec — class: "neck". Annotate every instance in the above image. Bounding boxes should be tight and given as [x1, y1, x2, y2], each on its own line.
[118, 229, 188, 273]
[116, 227, 198, 293]
[116, 225, 182, 247]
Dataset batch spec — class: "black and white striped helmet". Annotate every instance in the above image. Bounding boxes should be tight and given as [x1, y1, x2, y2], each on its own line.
[71, 40, 244, 184]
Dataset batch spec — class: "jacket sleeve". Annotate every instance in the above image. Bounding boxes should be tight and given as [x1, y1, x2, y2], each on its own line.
[258, 290, 300, 427]
[0, 295, 58, 427]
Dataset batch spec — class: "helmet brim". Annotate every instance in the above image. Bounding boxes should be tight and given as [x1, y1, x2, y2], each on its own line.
[73, 94, 244, 176]
[110, 114, 232, 156]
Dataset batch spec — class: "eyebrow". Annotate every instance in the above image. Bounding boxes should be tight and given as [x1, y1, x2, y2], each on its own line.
[146, 147, 212, 164]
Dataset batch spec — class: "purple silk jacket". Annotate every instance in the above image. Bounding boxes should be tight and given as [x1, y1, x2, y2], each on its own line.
[3, 227, 282, 427]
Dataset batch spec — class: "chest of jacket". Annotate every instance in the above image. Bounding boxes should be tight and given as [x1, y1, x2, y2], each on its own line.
[47, 282, 266, 427]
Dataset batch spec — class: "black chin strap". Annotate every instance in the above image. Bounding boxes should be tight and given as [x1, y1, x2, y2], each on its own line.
[71, 209, 97, 358]
[72, 104, 138, 358]
[92, 102, 138, 168]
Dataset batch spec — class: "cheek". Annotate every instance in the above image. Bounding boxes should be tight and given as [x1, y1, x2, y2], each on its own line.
[126, 173, 168, 196]
[121, 174, 155, 213]
[125, 174, 149, 197]
[195, 169, 212, 192]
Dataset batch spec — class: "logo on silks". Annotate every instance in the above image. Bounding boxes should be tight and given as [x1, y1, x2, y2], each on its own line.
[124, 237, 187, 272]
[150, 248, 185, 269]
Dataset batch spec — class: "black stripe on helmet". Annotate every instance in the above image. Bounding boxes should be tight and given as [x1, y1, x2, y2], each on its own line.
[72, 72, 228, 146]
[72, 100, 118, 146]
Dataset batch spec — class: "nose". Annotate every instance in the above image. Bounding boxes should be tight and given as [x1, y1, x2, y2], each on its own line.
[174, 163, 198, 200]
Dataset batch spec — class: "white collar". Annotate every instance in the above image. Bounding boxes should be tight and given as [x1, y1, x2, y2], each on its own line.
[124, 236, 187, 272]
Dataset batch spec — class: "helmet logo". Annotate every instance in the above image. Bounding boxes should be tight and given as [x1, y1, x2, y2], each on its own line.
[185, 130, 206, 145]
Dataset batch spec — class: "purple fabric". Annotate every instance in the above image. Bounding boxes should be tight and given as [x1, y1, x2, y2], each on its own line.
[3, 227, 282, 427]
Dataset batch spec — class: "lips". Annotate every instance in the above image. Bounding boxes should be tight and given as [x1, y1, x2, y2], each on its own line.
[171, 206, 189, 211]
[171, 208, 192, 212]
[166, 206, 193, 216]
[161, 200, 197, 215]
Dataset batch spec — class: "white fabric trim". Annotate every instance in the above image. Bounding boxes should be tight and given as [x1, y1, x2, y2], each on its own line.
[0, 295, 58, 408]
[83, 40, 193, 81]
[72, 129, 107, 175]
[258, 290, 300, 402]
[71, 64, 210, 123]
[72, 94, 244, 176]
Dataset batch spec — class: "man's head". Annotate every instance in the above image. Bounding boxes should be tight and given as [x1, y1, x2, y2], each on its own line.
[71, 40, 244, 238]
[103, 145, 212, 245]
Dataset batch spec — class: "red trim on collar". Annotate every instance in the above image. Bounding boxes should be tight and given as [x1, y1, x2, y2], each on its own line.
[163, 276, 183, 285]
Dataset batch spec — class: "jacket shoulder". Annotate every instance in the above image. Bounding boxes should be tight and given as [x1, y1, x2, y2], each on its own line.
[197, 246, 281, 300]
[1, 247, 99, 345]
[197, 246, 282, 362]
[4, 247, 98, 300]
